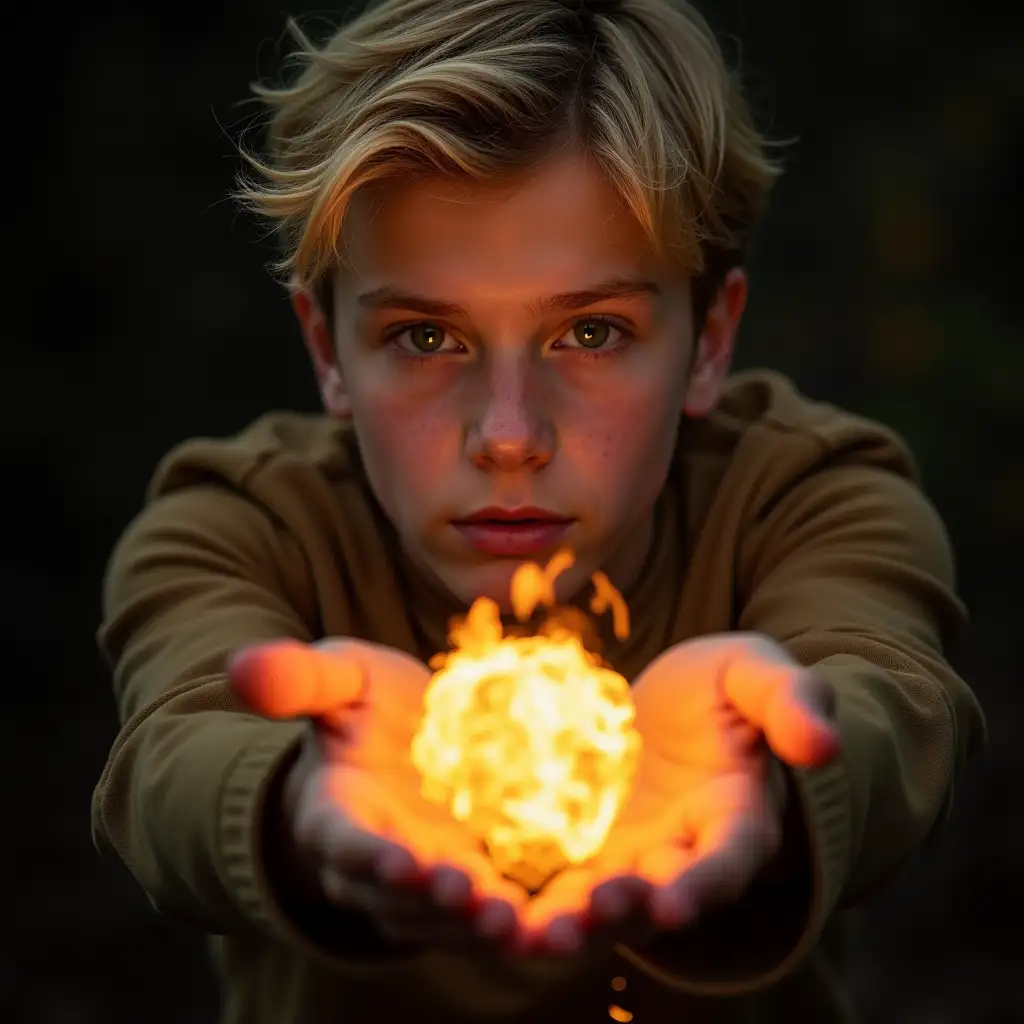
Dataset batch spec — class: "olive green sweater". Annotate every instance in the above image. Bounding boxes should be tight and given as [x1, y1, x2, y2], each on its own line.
[92, 370, 985, 1023]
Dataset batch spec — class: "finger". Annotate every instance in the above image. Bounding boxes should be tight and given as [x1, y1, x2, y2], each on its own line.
[584, 810, 662, 912]
[320, 864, 354, 905]
[428, 864, 521, 925]
[412, 829, 529, 912]
[228, 640, 367, 721]
[323, 859, 445, 918]
[521, 868, 595, 954]
[325, 860, 500, 950]
[320, 766, 505, 907]
[636, 845, 695, 927]
[322, 851, 481, 943]
[527, 871, 652, 955]
[324, 869, 464, 933]
[375, 844, 427, 886]
[645, 816, 769, 929]
[474, 897, 519, 943]
[313, 799, 426, 885]
[440, 850, 530, 940]
[399, 866, 522, 947]
[721, 646, 839, 767]
[429, 865, 474, 910]
[588, 874, 647, 925]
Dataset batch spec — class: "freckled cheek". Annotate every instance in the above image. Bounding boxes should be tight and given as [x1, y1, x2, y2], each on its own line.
[353, 392, 462, 506]
[564, 388, 678, 472]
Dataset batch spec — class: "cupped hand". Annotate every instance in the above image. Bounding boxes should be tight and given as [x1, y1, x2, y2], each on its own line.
[520, 633, 840, 952]
[229, 638, 527, 948]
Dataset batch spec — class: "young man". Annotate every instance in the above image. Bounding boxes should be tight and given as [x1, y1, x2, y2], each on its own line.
[91, 1, 986, 1021]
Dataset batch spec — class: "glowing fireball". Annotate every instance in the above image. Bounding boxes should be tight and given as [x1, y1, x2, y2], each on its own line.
[410, 550, 641, 890]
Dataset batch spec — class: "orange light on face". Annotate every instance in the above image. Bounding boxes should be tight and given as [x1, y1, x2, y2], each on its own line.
[410, 550, 641, 891]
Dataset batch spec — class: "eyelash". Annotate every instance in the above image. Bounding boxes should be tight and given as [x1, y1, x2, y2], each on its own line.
[383, 315, 634, 363]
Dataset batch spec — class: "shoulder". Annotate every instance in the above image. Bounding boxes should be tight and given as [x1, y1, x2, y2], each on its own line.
[702, 369, 916, 470]
[109, 413, 387, 640]
[677, 369, 923, 528]
[670, 371, 962, 641]
[132, 410, 385, 590]
[146, 411, 356, 500]
[109, 411, 355, 603]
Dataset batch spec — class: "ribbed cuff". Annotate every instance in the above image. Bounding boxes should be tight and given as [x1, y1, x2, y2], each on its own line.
[217, 721, 429, 973]
[617, 754, 852, 996]
[218, 721, 306, 937]
[795, 753, 853, 929]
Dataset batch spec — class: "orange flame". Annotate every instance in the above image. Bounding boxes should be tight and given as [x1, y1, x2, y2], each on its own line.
[410, 550, 640, 890]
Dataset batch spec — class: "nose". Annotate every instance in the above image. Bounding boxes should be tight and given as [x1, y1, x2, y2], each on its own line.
[465, 352, 553, 472]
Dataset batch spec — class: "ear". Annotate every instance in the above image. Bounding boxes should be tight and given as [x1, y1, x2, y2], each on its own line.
[289, 274, 352, 419]
[683, 267, 748, 418]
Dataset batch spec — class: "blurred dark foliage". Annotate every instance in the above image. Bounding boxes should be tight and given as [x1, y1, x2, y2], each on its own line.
[5, 0, 1022, 1021]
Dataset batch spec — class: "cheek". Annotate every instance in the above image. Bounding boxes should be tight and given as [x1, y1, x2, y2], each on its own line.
[564, 377, 681, 482]
[349, 385, 460, 508]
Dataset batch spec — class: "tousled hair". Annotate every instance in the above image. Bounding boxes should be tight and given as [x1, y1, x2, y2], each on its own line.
[235, 0, 784, 322]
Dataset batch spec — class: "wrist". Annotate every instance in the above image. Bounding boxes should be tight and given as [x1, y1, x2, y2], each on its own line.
[262, 744, 324, 907]
[261, 745, 428, 958]
[759, 759, 810, 885]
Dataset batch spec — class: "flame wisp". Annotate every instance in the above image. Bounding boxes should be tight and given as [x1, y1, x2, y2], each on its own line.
[410, 551, 640, 890]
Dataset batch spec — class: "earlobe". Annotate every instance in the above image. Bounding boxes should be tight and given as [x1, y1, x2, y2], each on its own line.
[683, 358, 720, 417]
[320, 365, 352, 419]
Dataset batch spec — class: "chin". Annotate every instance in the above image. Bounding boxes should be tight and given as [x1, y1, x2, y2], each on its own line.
[446, 561, 521, 612]
[447, 558, 597, 614]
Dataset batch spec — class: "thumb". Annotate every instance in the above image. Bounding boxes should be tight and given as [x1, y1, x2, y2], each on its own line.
[722, 643, 839, 768]
[228, 640, 368, 720]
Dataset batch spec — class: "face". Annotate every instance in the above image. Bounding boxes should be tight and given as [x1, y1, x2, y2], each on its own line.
[294, 149, 746, 611]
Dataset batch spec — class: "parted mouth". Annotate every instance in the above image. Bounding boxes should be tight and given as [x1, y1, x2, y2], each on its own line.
[453, 507, 574, 525]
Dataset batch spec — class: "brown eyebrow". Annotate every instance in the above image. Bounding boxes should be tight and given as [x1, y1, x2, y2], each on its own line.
[356, 276, 660, 318]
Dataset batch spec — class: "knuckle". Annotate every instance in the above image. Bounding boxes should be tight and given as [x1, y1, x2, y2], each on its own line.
[293, 801, 330, 852]
[804, 671, 836, 714]
[733, 631, 773, 654]
[319, 867, 352, 903]
[312, 637, 353, 653]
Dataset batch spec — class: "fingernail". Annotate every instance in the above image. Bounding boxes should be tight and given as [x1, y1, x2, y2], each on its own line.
[432, 868, 471, 908]
[591, 887, 628, 923]
[376, 848, 419, 884]
[476, 900, 513, 939]
[650, 889, 684, 929]
[547, 918, 584, 954]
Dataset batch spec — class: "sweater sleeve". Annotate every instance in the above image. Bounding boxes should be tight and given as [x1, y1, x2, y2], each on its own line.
[91, 483, 422, 972]
[619, 463, 986, 995]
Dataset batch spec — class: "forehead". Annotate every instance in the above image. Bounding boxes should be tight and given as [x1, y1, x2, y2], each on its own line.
[340, 150, 662, 295]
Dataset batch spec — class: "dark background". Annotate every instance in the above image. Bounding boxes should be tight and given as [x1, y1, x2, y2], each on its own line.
[6, 1, 1022, 1021]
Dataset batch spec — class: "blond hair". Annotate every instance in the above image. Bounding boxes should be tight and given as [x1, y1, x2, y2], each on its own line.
[236, 0, 783, 316]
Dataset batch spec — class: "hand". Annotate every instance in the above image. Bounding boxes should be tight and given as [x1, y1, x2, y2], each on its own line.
[229, 638, 527, 948]
[520, 633, 839, 950]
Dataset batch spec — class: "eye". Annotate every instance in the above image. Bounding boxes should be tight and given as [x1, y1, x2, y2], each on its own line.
[386, 321, 463, 356]
[573, 320, 611, 349]
[554, 316, 631, 353]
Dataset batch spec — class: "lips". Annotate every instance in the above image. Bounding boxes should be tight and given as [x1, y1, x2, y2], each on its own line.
[456, 507, 573, 526]
[452, 508, 575, 557]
